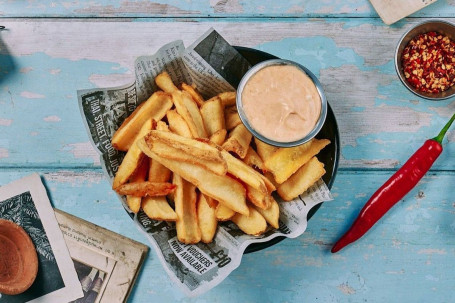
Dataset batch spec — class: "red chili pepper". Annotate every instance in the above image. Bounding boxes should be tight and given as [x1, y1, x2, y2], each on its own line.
[331, 113, 455, 253]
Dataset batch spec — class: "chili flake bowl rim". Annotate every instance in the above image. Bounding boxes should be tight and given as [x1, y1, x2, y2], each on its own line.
[395, 19, 455, 101]
[236, 59, 328, 147]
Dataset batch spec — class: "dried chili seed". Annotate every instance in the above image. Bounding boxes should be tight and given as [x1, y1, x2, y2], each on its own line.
[401, 31, 455, 93]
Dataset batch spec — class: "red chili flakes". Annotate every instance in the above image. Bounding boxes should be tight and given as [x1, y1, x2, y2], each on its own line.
[402, 31, 455, 93]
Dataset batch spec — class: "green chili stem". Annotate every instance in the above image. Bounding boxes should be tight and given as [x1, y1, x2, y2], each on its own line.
[433, 113, 455, 144]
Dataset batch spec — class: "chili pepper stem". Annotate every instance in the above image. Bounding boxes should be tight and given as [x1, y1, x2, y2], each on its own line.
[433, 113, 455, 144]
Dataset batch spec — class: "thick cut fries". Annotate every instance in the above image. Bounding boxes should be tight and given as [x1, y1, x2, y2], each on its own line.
[112, 91, 172, 151]
[254, 138, 278, 163]
[166, 110, 192, 138]
[112, 118, 155, 189]
[155, 71, 178, 93]
[209, 129, 227, 145]
[201, 97, 225, 137]
[277, 157, 326, 201]
[142, 196, 177, 221]
[126, 158, 149, 213]
[115, 181, 175, 197]
[224, 106, 242, 131]
[215, 204, 235, 221]
[218, 91, 236, 107]
[149, 158, 172, 183]
[172, 90, 207, 138]
[173, 174, 201, 244]
[138, 139, 249, 215]
[246, 184, 270, 210]
[253, 196, 279, 229]
[221, 150, 267, 194]
[181, 83, 205, 107]
[243, 146, 265, 172]
[265, 139, 330, 184]
[197, 194, 217, 243]
[222, 124, 252, 159]
[231, 205, 267, 236]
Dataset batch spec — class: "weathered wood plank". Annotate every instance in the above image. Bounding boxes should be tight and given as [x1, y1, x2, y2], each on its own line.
[0, 169, 453, 301]
[0, 0, 453, 18]
[0, 19, 454, 170]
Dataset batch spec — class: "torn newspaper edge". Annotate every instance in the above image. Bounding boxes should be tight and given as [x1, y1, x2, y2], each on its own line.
[77, 28, 333, 297]
[0, 174, 83, 303]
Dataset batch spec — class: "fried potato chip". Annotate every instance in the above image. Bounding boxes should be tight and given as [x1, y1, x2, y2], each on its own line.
[112, 118, 155, 189]
[277, 157, 326, 201]
[112, 91, 172, 151]
[181, 83, 205, 107]
[243, 146, 265, 172]
[215, 204, 235, 221]
[231, 205, 267, 236]
[172, 90, 207, 138]
[224, 106, 242, 131]
[222, 124, 252, 159]
[200, 97, 225, 137]
[142, 196, 177, 221]
[246, 184, 270, 210]
[253, 196, 279, 229]
[173, 174, 201, 244]
[145, 131, 227, 175]
[265, 139, 330, 184]
[166, 110, 192, 138]
[115, 181, 176, 197]
[155, 71, 178, 93]
[254, 138, 278, 163]
[197, 194, 217, 243]
[209, 129, 227, 146]
[221, 150, 267, 194]
[138, 139, 249, 215]
[218, 91, 236, 107]
[126, 157, 149, 213]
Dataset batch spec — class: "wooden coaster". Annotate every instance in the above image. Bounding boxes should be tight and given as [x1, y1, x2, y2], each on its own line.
[0, 219, 38, 295]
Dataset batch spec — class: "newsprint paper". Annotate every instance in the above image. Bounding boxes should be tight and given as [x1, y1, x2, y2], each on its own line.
[77, 29, 334, 296]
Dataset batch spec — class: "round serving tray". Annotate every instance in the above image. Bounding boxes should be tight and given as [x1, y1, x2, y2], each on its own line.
[234, 46, 340, 253]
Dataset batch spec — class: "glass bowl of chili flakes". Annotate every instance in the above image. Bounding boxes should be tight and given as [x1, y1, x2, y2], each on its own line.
[395, 20, 455, 100]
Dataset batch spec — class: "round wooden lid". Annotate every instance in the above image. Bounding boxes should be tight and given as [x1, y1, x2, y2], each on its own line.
[0, 219, 38, 295]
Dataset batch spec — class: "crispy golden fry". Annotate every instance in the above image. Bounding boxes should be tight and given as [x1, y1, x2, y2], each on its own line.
[112, 92, 172, 151]
[261, 173, 277, 193]
[222, 124, 252, 159]
[265, 139, 330, 184]
[246, 184, 270, 210]
[277, 157, 326, 201]
[209, 129, 227, 146]
[173, 174, 201, 244]
[126, 158, 149, 213]
[224, 106, 242, 131]
[197, 194, 218, 243]
[215, 204, 235, 221]
[204, 195, 218, 209]
[231, 205, 267, 236]
[253, 196, 279, 229]
[115, 181, 176, 197]
[149, 158, 172, 183]
[138, 139, 249, 215]
[218, 91, 236, 107]
[172, 90, 207, 138]
[156, 120, 169, 132]
[221, 150, 267, 194]
[155, 71, 178, 93]
[200, 97, 225, 137]
[244, 146, 265, 172]
[181, 83, 205, 107]
[254, 138, 278, 163]
[112, 118, 155, 189]
[142, 196, 177, 221]
[264, 171, 279, 189]
[166, 110, 192, 138]
[145, 131, 227, 175]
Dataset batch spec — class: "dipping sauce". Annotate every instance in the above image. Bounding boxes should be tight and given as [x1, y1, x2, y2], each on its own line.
[241, 65, 321, 142]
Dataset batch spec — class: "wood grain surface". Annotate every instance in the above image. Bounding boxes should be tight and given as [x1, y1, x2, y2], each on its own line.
[1, 2, 455, 302]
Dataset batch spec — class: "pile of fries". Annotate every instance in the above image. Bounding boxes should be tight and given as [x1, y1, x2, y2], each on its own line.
[111, 71, 330, 244]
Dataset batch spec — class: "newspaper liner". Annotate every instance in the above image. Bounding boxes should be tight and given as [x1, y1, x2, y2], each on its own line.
[77, 29, 334, 297]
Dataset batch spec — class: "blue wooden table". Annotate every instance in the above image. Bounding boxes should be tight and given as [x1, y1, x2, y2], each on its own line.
[1, 1, 455, 302]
